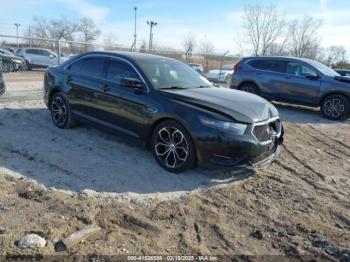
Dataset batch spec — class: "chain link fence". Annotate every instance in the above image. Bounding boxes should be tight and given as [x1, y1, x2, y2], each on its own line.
[0, 34, 239, 75]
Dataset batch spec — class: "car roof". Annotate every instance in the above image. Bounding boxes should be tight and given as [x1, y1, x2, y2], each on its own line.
[74, 51, 181, 64]
[22, 48, 52, 51]
[242, 56, 317, 63]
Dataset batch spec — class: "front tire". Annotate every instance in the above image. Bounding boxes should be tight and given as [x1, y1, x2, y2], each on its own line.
[151, 120, 196, 173]
[50, 92, 76, 129]
[321, 94, 350, 120]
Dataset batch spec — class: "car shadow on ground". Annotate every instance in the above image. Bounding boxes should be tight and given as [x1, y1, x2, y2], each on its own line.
[0, 107, 255, 196]
[274, 102, 350, 125]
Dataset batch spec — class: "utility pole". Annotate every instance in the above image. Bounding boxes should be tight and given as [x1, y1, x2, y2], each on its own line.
[130, 6, 138, 51]
[147, 21, 157, 52]
[219, 50, 230, 88]
[14, 23, 21, 49]
[133, 6, 137, 51]
[29, 26, 32, 48]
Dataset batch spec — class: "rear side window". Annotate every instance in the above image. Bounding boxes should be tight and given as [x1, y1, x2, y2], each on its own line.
[248, 59, 286, 73]
[106, 61, 139, 84]
[79, 58, 105, 78]
[25, 49, 38, 55]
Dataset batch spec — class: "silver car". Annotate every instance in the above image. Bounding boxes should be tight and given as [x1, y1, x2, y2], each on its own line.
[206, 64, 234, 83]
[16, 48, 67, 69]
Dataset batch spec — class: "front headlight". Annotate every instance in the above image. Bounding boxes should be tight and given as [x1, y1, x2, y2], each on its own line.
[199, 116, 247, 135]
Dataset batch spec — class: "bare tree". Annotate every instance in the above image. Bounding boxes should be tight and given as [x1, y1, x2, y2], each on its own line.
[199, 37, 215, 72]
[323, 45, 347, 67]
[103, 32, 119, 50]
[79, 17, 101, 43]
[287, 16, 321, 59]
[30, 16, 50, 39]
[50, 16, 78, 41]
[242, 4, 285, 56]
[182, 33, 196, 62]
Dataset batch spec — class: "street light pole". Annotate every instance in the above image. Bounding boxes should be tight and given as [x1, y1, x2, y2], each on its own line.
[14, 23, 21, 49]
[133, 6, 137, 51]
[147, 21, 157, 52]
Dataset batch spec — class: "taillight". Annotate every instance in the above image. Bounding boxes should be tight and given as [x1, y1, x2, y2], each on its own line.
[234, 64, 242, 71]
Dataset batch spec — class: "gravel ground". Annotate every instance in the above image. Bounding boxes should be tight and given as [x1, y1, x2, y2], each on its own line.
[0, 71, 349, 260]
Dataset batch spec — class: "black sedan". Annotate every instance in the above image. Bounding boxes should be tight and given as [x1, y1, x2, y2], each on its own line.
[44, 51, 283, 173]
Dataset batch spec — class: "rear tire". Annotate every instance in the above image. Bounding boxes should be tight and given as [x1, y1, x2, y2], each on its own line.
[151, 120, 196, 173]
[321, 94, 350, 120]
[239, 83, 258, 94]
[50, 92, 77, 129]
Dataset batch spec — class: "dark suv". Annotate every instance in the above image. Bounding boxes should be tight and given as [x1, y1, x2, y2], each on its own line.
[231, 57, 350, 120]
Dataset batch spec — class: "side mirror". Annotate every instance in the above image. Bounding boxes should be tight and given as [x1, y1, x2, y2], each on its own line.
[120, 78, 146, 90]
[305, 74, 319, 80]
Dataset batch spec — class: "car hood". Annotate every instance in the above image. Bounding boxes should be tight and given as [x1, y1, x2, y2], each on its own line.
[161, 87, 279, 123]
[207, 70, 233, 75]
[334, 75, 350, 84]
[0, 54, 24, 62]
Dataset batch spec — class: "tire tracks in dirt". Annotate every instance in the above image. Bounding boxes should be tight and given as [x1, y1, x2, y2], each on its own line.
[281, 144, 325, 181]
[290, 124, 350, 158]
[306, 124, 350, 149]
[0, 142, 83, 181]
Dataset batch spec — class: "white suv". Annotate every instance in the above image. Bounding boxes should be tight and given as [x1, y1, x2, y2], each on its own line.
[16, 48, 67, 69]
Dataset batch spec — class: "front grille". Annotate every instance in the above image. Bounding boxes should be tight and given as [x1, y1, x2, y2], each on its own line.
[253, 119, 281, 142]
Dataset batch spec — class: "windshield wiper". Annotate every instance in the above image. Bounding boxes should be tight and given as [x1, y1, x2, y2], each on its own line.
[160, 86, 188, 90]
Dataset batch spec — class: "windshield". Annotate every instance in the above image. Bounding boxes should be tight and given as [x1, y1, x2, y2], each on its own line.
[0, 49, 14, 56]
[307, 59, 340, 77]
[137, 58, 211, 89]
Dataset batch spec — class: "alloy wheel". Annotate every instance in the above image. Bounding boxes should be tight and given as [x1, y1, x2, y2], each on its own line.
[323, 98, 345, 119]
[51, 96, 67, 126]
[154, 127, 189, 169]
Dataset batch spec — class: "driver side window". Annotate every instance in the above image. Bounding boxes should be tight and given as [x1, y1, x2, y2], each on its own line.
[286, 62, 317, 77]
[106, 61, 140, 85]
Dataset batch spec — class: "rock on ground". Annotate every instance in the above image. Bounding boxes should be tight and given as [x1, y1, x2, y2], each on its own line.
[17, 234, 46, 249]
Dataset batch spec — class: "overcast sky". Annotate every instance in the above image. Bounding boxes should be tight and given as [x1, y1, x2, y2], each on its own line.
[0, 0, 349, 55]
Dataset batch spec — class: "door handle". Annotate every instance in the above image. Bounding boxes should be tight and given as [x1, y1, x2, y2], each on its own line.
[102, 84, 111, 92]
[66, 75, 73, 82]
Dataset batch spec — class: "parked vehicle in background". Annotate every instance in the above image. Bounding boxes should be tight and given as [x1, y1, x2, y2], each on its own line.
[0, 48, 26, 72]
[16, 48, 68, 69]
[335, 69, 350, 77]
[206, 64, 234, 83]
[231, 56, 350, 120]
[188, 63, 203, 73]
[44, 51, 283, 173]
[0, 67, 5, 95]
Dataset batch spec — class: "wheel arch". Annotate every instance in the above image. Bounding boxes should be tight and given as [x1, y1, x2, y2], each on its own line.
[48, 88, 63, 110]
[319, 91, 350, 106]
[238, 80, 259, 90]
[147, 116, 193, 144]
